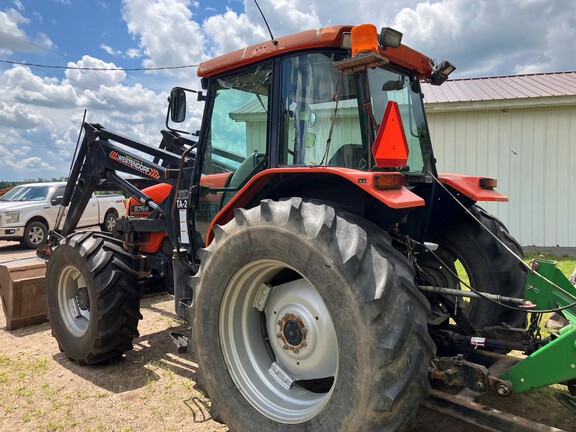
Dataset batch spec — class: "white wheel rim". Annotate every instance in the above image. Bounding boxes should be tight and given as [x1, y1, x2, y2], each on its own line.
[219, 259, 338, 424]
[57, 265, 90, 337]
[28, 225, 45, 245]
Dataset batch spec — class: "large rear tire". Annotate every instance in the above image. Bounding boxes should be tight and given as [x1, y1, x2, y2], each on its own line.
[418, 205, 526, 330]
[193, 198, 434, 431]
[45, 231, 142, 364]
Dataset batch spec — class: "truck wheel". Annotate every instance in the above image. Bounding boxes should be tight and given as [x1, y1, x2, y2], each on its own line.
[419, 205, 526, 331]
[20, 220, 48, 249]
[100, 210, 118, 233]
[193, 198, 434, 431]
[45, 231, 142, 364]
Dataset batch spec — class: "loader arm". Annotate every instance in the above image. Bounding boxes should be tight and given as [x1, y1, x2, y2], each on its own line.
[55, 123, 197, 256]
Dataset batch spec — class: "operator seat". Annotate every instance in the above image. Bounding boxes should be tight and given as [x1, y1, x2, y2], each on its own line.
[221, 152, 266, 207]
[327, 144, 366, 170]
[228, 152, 266, 189]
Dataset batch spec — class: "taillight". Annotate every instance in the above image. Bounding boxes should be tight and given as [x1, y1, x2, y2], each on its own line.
[374, 173, 406, 190]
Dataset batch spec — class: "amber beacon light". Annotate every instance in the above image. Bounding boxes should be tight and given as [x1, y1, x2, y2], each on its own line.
[351, 24, 379, 56]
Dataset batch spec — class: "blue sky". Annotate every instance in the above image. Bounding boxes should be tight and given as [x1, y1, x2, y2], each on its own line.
[1, 1, 236, 70]
[0, 0, 575, 181]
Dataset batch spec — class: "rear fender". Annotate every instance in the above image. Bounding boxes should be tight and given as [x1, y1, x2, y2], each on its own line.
[206, 167, 425, 244]
[438, 173, 508, 202]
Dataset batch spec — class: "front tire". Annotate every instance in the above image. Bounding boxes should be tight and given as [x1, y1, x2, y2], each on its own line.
[193, 198, 434, 431]
[45, 231, 142, 364]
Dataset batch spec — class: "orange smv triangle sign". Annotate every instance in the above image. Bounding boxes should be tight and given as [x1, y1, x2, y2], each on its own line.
[372, 100, 409, 167]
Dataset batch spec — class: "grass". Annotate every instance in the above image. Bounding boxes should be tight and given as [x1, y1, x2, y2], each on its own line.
[524, 251, 576, 276]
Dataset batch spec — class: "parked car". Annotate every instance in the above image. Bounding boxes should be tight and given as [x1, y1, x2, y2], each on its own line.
[0, 182, 126, 248]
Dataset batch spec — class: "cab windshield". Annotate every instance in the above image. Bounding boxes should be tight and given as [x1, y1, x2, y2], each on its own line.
[279, 51, 432, 173]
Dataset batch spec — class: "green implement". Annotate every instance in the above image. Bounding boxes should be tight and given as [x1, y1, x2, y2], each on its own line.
[499, 259, 576, 394]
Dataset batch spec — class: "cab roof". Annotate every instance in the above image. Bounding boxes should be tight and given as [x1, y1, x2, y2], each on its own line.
[197, 25, 433, 79]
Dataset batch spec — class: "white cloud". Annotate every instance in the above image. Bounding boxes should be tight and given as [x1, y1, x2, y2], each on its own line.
[65, 56, 127, 91]
[100, 44, 122, 56]
[126, 48, 141, 58]
[13, 156, 52, 170]
[202, 8, 267, 56]
[122, 0, 205, 75]
[514, 13, 576, 75]
[0, 101, 49, 131]
[245, 0, 320, 35]
[0, 8, 30, 52]
[13, 0, 24, 12]
[392, 0, 576, 77]
[0, 8, 55, 55]
[5, 66, 79, 108]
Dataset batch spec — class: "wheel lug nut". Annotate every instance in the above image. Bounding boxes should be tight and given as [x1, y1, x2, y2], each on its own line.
[276, 333, 282, 338]
[293, 348, 299, 354]
[277, 320, 282, 325]
[283, 344, 289, 350]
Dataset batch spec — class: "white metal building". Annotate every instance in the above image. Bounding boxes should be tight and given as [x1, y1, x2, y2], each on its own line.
[422, 72, 576, 247]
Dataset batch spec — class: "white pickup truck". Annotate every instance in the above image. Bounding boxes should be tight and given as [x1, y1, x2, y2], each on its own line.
[0, 182, 126, 248]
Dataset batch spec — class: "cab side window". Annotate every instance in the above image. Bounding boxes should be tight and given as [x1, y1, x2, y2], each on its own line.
[195, 62, 272, 239]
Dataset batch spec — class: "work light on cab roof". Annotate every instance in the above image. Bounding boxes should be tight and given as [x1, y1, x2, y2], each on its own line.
[350, 24, 403, 56]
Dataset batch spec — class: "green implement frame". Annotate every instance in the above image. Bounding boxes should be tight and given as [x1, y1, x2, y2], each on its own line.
[499, 260, 576, 394]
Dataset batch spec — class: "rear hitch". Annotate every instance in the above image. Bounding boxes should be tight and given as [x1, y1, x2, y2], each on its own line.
[429, 354, 513, 396]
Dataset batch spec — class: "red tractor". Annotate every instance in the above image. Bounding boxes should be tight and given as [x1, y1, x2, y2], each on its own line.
[41, 24, 538, 431]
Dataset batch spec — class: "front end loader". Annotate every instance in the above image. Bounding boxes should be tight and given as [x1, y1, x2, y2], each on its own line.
[37, 23, 576, 431]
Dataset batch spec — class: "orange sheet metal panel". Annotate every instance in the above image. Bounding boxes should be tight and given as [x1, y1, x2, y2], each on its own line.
[205, 167, 425, 244]
[198, 25, 433, 79]
[439, 173, 509, 202]
[198, 26, 348, 77]
[127, 183, 172, 254]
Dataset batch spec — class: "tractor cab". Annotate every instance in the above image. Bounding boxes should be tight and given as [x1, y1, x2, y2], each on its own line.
[169, 24, 454, 244]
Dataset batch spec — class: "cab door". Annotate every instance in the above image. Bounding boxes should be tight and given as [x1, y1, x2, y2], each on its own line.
[195, 62, 272, 242]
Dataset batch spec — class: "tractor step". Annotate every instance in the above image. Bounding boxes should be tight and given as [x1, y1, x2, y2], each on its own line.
[169, 331, 190, 354]
[423, 388, 567, 432]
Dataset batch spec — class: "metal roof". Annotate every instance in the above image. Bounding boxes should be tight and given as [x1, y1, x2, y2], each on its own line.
[421, 71, 576, 104]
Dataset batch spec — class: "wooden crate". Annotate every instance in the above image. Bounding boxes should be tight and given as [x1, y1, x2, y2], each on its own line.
[0, 257, 47, 330]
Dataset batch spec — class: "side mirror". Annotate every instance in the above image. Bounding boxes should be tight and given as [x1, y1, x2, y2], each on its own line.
[382, 75, 405, 91]
[169, 88, 187, 123]
[51, 196, 63, 206]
